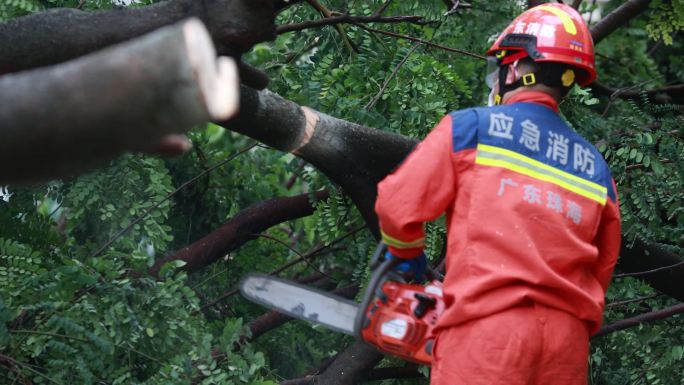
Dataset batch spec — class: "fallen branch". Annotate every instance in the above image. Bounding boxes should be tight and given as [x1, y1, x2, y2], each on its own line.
[614, 259, 684, 278]
[618, 239, 684, 301]
[0, 0, 276, 73]
[0, 18, 238, 185]
[219, 87, 415, 235]
[594, 302, 684, 337]
[365, 366, 422, 381]
[149, 190, 330, 277]
[589, 0, 651, 44]
[199, 225, 365, 310]
[280, 342, 382, 385]
[592, 82, 684, 101]
[607, 294, 660, 308]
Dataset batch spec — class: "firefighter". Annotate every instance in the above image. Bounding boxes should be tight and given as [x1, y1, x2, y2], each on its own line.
[374, 4, 621, 384]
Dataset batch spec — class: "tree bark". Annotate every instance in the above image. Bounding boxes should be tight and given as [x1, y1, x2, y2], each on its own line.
[594, 302, 684, 338]
[219, 86, 415, 236]
[280, 342, 383, 385]
[0, 0, 276, 88]
[149, 190, 329, 277]
[618, 239, 684, 301]
[590, 0, 652, 44]
[0, 18, 238, 185]
[591, 82, 684, 102]
[0, 0, 275, 70]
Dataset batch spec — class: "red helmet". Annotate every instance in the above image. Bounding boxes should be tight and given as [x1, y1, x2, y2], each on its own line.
[487, 3, 596, 87]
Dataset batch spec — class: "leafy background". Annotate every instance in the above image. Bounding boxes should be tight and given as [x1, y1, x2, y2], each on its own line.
[0, 0, 682, 384]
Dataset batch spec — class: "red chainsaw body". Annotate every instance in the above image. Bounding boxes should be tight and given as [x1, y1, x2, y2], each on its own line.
[360, 279, 445, 365]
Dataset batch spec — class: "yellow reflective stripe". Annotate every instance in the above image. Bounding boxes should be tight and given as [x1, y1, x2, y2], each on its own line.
[381, 231, 425, 249]
[478, 144, 605, 192]
[537, 5, 577, 35]
[476, 157, 606, 204]
[476, 144, 607, 205]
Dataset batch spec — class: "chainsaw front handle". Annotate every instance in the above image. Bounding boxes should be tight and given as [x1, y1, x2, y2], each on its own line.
[354, 242, 398, 339]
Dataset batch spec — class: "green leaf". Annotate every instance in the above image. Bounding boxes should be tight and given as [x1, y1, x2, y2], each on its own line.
[158, 259, 187, 278]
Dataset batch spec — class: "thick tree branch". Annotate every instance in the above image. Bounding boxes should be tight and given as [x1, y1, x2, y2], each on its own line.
[200, 225, 365, 310]
[0, 1, 193, 73]
[606, 294, 660, 308]
[617, 239, 684, 301]
[280, 342, 383, 385]
[591, 82, 684, 101]
[0, 0, 276, 89]
[219, 87, 415, 236]
[274, 0, 306, 13]
[149, 190, 329, 277]
[0, 18, 238, 185]
[365, 366, 423, 381]
[589, 0, 651, 44]
[594, 302, 684, 337]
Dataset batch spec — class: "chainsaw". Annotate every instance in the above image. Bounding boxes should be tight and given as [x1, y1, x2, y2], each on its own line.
[240, 243, 445, 365]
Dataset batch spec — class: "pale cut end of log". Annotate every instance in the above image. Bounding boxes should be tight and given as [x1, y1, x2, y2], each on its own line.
[183, 18, 240, 121]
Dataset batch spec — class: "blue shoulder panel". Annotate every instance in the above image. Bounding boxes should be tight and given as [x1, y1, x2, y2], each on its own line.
[449, 109, 479, 153]
[472, 103, 617, 203]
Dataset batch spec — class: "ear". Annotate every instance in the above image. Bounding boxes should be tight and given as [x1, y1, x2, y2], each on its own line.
[505, 64, 518, 85]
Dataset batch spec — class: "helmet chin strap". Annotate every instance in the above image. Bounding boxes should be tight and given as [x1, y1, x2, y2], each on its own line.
[494, 60, 544, 105]
[494, 63, 509, 105]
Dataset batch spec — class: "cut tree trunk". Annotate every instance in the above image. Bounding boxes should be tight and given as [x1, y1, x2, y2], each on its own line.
[0, 0, 276, 79]
[0, 18, 238, 185]
[219, 87, 415, 235]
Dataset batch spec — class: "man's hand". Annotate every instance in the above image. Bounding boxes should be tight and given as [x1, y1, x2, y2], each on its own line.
[142, 134, 193, 157]
[384, 251, 427, 282]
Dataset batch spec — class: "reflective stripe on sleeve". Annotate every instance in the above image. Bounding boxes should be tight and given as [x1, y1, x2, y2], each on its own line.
[381, 230, 425, 249]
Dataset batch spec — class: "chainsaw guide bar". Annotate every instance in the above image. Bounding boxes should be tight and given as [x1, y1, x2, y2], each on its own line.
[240, 274, 360, 335]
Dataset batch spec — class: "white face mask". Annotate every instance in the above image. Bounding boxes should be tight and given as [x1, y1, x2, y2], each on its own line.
[485, 56, 499, 106]
[487, 87, 497, 107]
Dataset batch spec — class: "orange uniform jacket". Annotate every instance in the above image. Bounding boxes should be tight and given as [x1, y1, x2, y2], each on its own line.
[375, 92, 621, 335]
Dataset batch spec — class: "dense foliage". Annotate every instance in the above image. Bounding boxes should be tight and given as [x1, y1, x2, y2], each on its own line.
[0, 1, 682, 384]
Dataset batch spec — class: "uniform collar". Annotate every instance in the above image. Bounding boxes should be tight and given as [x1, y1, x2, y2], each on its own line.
[505, 91, 559, 113]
